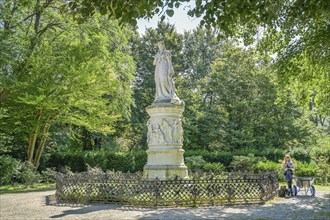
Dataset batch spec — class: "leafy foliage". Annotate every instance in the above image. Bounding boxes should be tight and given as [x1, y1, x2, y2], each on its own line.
[255, 160, 283, 180]
[203, 162, 225, 173]
[185, 155, 206, 172]
[65, 0, 330, 113]
[315, 156, 330, 185]
[294, 160, 318, 177]
[46, 151, 147, 173]
[0, 156, 43, 185]
[0, 1, 135, 169]
[0, 155, 20, 185]
[19, 161, 41, 185]
[229, 154, 259, 172]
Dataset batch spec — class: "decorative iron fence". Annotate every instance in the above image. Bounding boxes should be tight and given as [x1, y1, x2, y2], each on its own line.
[56, 171, 278, 206]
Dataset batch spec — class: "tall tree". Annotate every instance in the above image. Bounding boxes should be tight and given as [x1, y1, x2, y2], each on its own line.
[207, 45, 317, 151]
[0, 0, 69, 102]
[0, 10, 135, 168]
[177, 27, 225, 149]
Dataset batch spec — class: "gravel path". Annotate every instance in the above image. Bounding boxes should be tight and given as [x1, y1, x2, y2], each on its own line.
[1, 189, 329, 220]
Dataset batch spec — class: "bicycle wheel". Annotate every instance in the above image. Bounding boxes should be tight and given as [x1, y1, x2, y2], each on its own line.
[310, 185, 315, 196]
[293, 185, 298, 196]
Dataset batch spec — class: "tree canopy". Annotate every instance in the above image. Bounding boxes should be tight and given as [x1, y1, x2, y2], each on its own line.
[0, 0, 135, 168]
[65, 0, 330, 113]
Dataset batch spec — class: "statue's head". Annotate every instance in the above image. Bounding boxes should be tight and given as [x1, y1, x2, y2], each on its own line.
[157, 41, 165, 50]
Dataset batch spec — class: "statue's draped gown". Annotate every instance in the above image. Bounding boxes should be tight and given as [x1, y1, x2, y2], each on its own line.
[154, 50, 176, 103]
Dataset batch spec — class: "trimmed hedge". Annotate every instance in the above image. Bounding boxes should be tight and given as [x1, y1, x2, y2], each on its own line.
[46, 151, 147, 173]
[45, 147, 312, 173]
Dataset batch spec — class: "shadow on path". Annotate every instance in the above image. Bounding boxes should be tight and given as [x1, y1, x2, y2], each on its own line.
[45, 191, 330, 220]
[140, 192, 330, 220]
[49, 204, 118, 218]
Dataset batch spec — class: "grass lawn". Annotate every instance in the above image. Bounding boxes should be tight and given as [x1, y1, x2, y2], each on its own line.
[0, 183, 55, 194]
[313, 185, 330, 192]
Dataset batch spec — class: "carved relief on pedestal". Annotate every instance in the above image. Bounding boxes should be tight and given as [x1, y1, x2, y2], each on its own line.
[147, 118, 183, 145]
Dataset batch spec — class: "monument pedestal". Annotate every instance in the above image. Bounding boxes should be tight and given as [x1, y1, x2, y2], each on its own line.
[143, 103, 188, 179]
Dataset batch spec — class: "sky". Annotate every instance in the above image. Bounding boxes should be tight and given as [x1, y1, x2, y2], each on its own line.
[137, 2, 202, 34]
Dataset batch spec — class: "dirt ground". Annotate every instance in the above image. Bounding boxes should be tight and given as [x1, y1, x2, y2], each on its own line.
[1, 188, 329, 220]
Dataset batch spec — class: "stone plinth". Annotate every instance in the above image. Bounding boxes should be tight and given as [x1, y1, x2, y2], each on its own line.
[143, 103, 188, 179]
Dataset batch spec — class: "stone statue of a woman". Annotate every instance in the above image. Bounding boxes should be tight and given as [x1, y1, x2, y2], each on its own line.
[153, 41, 182, 105]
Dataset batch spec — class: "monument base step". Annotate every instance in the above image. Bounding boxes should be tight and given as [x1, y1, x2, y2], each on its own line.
[143, 165, 188, 180]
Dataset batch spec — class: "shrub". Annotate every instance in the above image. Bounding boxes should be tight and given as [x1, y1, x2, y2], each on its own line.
[203, 162, 225, 173]
[229, 154, 258, 172]
[185, 156, 206, 172]
[255, 160, 280, 172]
[0, 155, 21, 185]
[311, 141, 330, 185]
[294, 160, 318, 177]
[258, 148, 285, 161]
[315, 156, 330, 185]
[311, 138, 330, 163]
[130, 151, 147, 172]
[201, 151, 234, 167]
[255, 160, 282, 179]
[46, 149, 318, 177]
[290, 147, 311, 162]
[85, 151, 111, 171]
[234, 148, 260, 156]
[47, 151, 87, 172]
[47, 150, 148, 173]
[18, 161, 41, 185]
[41, 167, 57, 183]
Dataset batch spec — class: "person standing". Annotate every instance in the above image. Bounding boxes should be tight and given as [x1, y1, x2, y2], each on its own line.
[282, 155, 295, 196]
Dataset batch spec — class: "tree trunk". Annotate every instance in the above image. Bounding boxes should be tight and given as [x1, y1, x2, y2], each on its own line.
[82, 128, 93, 150]
[27, 126, 39, 162]
[33, 123, 50, 169]
[26, 109, 53, 170]
[27, 109, 43, 162]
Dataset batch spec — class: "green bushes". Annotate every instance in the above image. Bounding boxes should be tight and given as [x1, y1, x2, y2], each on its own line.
[185, 156, 225, 173]
[315, 156, 330, 185]
[290, 147, 311, 162]
[255, 160, 283, 179]
[201, 151, 234, 167]
[0, 155, 20, 185]
[0, 156, 42, 185]
[294, 160, 318, 177]
[44, 148, 316, 174]
[255, 160, 281, 172]
[184, 148, 287, 167]
[19, 162, 41, 185]
[257, 148, 285, 161]
[185, 156, 206, 172]
[229, 154, 258, 172]
[47, 151, 86, 172]
[46, 151, 147, 173]
[40, 147, 324, 184]
[2, 146, 326, 186]
[203, 162, 226, 173]
[41, 168, 58, 183]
